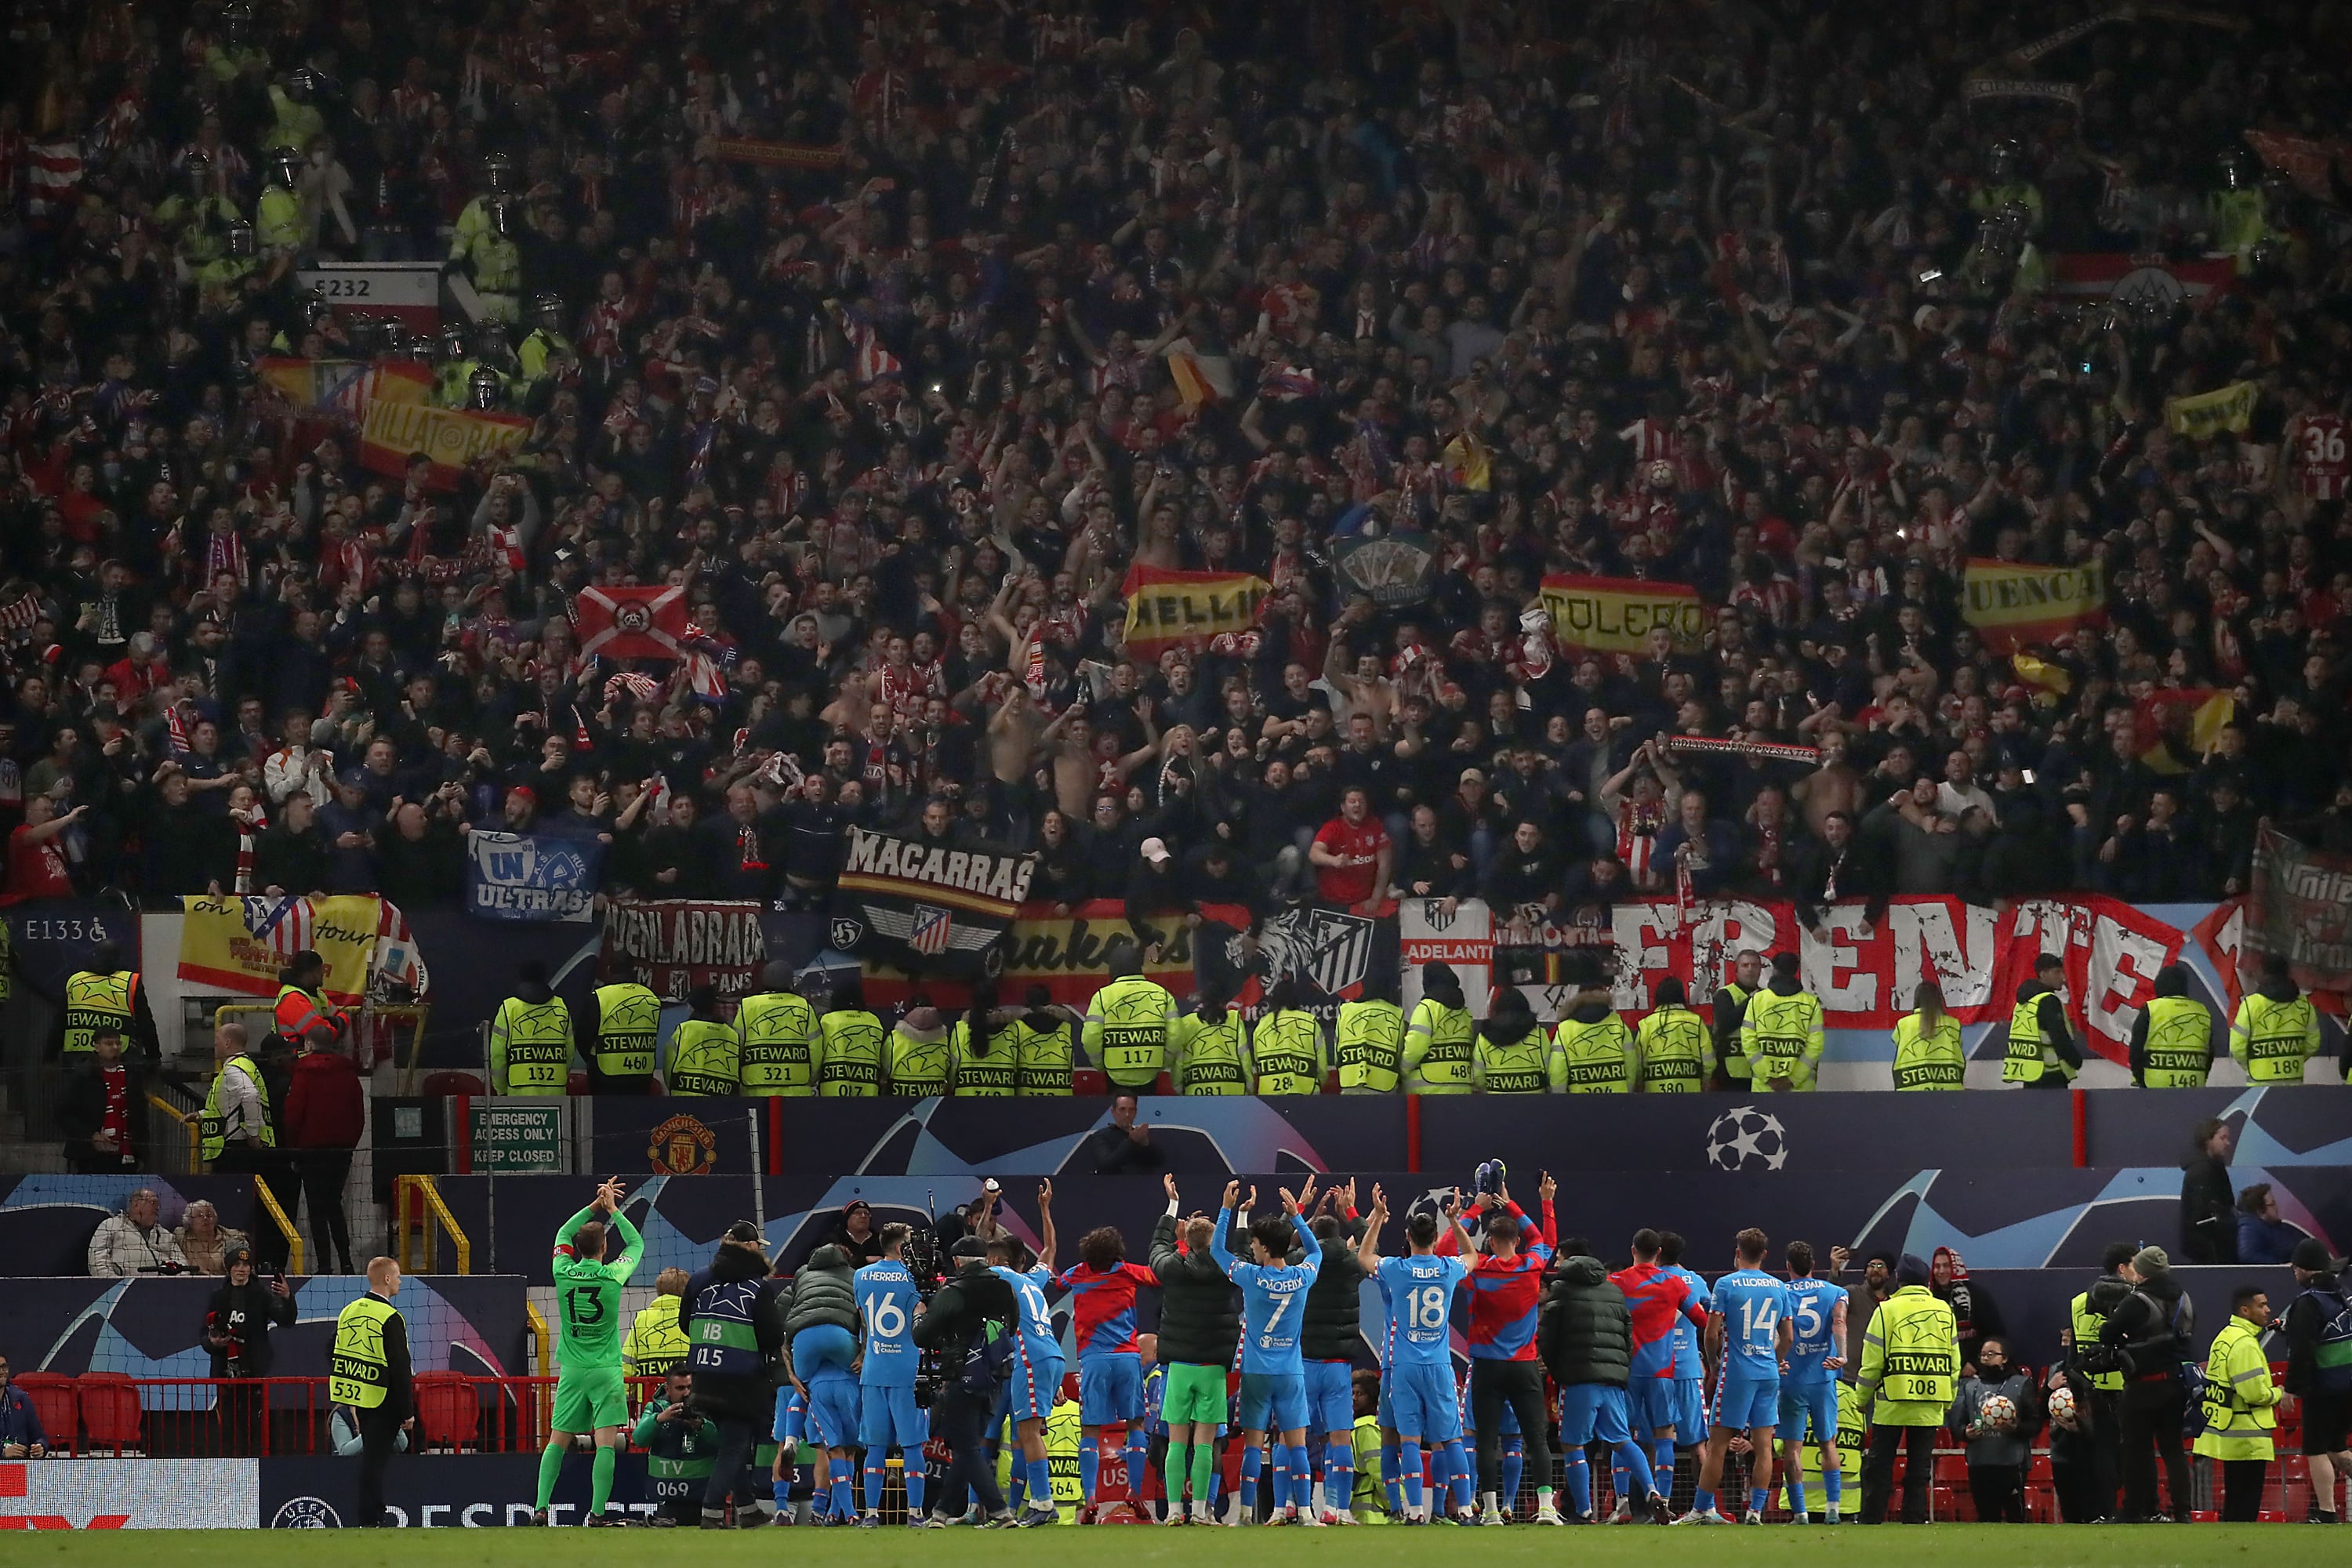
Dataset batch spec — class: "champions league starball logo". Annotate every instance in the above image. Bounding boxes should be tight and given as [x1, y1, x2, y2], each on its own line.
[1703, 1105, 1791, 1172]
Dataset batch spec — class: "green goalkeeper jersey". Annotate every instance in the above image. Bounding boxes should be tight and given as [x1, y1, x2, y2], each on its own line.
[553, 1203, 644, 1370]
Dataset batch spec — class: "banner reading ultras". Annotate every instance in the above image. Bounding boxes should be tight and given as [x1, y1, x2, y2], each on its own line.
[1120, 565, 1271, 657]
[1538, 573, 1705, 653]
[1962, 557, 2106, 653]
[835, 828, 1036, 977]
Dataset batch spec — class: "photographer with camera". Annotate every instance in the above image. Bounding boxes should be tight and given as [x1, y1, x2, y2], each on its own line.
[912, 1236, 1021, 1527]
[2095, 1245, 2197, 1523]
[87, 1187, 187, 1276]
[204, 1243, 296, 1454]
[633, 1370, 717, 1527]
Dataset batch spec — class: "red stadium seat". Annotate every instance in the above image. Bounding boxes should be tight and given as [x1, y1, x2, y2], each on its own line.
[420, 1071, 485, 1096]
[412, 1372, 481, 1451]
[1073, 1069, 1109, 1095]
[13, 1372, 78, 1455]
[77, 1372, 142, 1454]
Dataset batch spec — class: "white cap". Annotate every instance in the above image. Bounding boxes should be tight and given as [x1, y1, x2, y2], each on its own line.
[1140, 837, 1171, 865]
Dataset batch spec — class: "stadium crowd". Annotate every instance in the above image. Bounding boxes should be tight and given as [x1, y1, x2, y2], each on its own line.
[0, 0, 2349, 943]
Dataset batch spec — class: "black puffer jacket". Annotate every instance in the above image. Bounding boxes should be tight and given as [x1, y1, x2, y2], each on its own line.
[680, 1240, 789, 1422]
[1301, 1219, 1368, 1362]
[2099, 1270, 2195, 1381]
[782, 1243, 859, 1344]
[1536, 1254, 1632, 1388]
[1149, 1211, 1242, 1367]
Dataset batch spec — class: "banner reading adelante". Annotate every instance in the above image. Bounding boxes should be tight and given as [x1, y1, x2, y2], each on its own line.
[1537, 574, 1704, 654]
[1962, 557, 2106, 653]
[1120, 566, 1270, 657]
[358, 397, 533, 490]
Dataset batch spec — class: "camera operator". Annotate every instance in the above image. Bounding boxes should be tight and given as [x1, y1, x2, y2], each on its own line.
[2095, 1245, 2196, 1523]
[87, 1187, 187, 1276]
[204, 1243, 296, 1454]
[911, 1237, 1020, 1526]
[679, 1221, 791, 1529]
[633, 1370, 715, 1527]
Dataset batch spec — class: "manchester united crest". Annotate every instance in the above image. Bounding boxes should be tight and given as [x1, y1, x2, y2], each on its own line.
[648, 1112, 717, 1174]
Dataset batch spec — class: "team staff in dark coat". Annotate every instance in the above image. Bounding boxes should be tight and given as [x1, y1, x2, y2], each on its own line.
[913, 1237, 1021, 1526]
[1538, 1242, 1671, 1524]
[678, 1221, 789, 1528]
[1301, 1188, 1370, 1520]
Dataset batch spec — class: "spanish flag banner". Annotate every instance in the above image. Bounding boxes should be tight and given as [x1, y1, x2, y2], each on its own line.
[2135, 688, 2236, 775]
[1962, 557, 2106, 654]
[1537, 573, 1705, 655]
[358, 396, 533, 491]
[1442, 430, 1492, 492]
[1120, 565, 1270, 658]
[2164, 380, 2256, 439]
[254, 357, 430, 419]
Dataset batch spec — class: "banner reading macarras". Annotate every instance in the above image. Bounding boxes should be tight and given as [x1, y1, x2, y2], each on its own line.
[176, 894, 391, 1004]
[1538, 573, 1704, 654]
[358, 396, 533, 491]
[1120, 565, 1271, 658]
[1962, 557, 2107, 653]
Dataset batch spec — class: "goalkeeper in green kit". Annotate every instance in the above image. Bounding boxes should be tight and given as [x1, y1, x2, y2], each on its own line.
[535, 1178, 644, 1525]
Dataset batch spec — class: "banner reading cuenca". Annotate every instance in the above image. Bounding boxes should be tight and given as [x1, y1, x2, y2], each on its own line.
[1538, 573, 1704, 654]
[1962, 557, 2107, 653]
[2249, 827, 2352, 996]
[1400, 893, 2183, 1066]
[597, 899, 768, 1003]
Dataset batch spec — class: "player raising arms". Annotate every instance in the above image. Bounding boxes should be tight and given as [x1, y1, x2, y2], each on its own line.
[853, 1223, 928, 1527]
[1686, 1228, 1791, 1526]
[1356, 1185, 1473, 1523]
[535, 1178, 644, 1526]
[986, 1181, 1060, 1526]
[1437, 1171, 1563, 1524]
[1613, 1228, 1710, 1510]
[1212, 1175, 1322, 1524]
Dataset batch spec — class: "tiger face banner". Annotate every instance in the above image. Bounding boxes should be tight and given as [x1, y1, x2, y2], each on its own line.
[1537, 574, 1705, 654]
[1962, 557, 2107, 654]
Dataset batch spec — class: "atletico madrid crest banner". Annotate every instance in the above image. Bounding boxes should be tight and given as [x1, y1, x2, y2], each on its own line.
[574, 585, 689, 660]
[1537, 573, 1705, 655]
[1962, 557, 2106, 654]
[833, 827, 1035, 978]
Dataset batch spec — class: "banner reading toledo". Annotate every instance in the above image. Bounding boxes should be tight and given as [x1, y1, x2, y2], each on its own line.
[1962, 557, 2106, 653]
[1120, 565, 1270, 658]
[1538, 574, 1704, 654]
[834, 827, 1034, 978]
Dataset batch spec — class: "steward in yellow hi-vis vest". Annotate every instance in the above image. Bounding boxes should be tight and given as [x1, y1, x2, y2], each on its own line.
[736, 962, 818, 1096]
[1472, 990, 1560, 1093]
[1742, 953, 1824, 1090]
[1634, 978, 1711, 1093]
[1083, 942, 1177, 1091]
[489, 959, 573, 1095]
[1891, 983, 1965, 1090]
[887, 1004, 952, 1094]
[1553, 993, 1634, 1093]
[592, 980, 661, 1092]
[2132, 967, 2213, 1087]
[949, 989, 1018, 1096]
[2002, 954, 2083, 1086]
[1172, 983, 1253, 1094]
[664, 989, 739, 1097]
[1857, 1274, 1958, 1425]
[818, 980, 886, 1096]
[2193, 1291, 2282, 1478]
[62, 940, 151, 1059]
[1403, 962, 1475, 1094]
[335, 1259, 415, 1525]
[1334, 989, 1406, 1093]
[1712, 949, 1762, 1089]
[2230, 954, 2326, 1084]
[1011, 985, 1075, 1094]
[1251, 978, 1328, 1094]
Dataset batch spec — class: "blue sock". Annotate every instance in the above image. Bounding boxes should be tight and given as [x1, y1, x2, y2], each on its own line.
[1614, 1440, 1655, 1505]
[903, 1457, 924, 1519]
[1501, 1438, 1523, 1513]
[1327, 1439, 1353, 1512]
[1080, 1440, 1100, 1507]
[830, 1473, 853, 1519]
[1825, 1465, 1842, 1509]
[1750, 1484, 1769, 1518]
[1443, 1439, 1473, 1511]
[1385, 1439, 1407, 1515]
[1126, 1430, 1149, 1507]
[1290, 1444, 1314, 1513]
[1695, 1485, 1715, 1514]
[1207, 1444, 1222, 1504]
[1652, 1439, 1677, 1494]
[1241, 1443, 1263, 1513]
[1787, 1472, 1806, 1516]
[1564, 1451, 1591, 1517]
[1027, 1455, 1051, 1511]
[863, 1456, 885, 1514]
[1399, 1441, 1423, 1512]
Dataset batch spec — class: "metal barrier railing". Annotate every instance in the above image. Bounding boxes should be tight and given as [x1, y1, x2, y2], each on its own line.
[250, 1169, 305, 1273]
[145, 1092, 200, 1177]
[392, 1172, 472, 1274]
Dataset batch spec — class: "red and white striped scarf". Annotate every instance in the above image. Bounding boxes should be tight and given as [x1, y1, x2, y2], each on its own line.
[1617, 797, 1665, 888]
[232, 804, 270, 893]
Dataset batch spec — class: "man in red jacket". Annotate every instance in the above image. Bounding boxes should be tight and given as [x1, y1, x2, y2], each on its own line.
[284, 1039, 365, 1274]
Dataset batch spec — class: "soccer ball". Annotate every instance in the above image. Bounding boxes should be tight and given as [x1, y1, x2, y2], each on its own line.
[1702, 1106, 1790, 1171]
[1979, 1393, 2017, 1431]
[2045, 1385, 2076, 1425]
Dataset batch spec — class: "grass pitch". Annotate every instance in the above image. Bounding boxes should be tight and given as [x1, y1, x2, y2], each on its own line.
[6, 1526, 2345, 1568]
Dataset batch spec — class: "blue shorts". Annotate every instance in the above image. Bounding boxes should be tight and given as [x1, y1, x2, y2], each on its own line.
[859, 1382, 928, 1448]
[1079, 1353, 1144, 1426]
[1625, 1374, 1678, 1435]
[792, 1323, 857, 1377]
[1009, 1348, 1062, 1424]
[1712, 1367, 1780, 1432]
[1672, 1377, 1707, 1439]
[1305, 1360, 1355, 1436]
[1237, 1370, 1308, 1433]
[1384, 1361, 1460, 1443]
[1558, 1384, 1632, 1448]
[804, 1370, 860, 1450]
[1776, 1378, 1839, 1444]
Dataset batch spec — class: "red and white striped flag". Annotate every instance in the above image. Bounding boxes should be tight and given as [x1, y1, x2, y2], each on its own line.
[249, 895, 314, 961]
[25, 138, 84, 219]
[845, 315, 902, 383]
[0, 593, 39, 632]
[375, 897, 430, 999]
